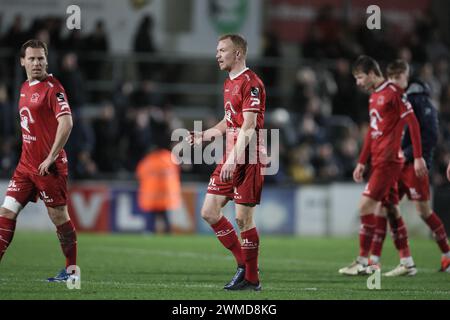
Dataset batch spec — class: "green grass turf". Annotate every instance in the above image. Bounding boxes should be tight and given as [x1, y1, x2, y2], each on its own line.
[0, 232, 449, 300]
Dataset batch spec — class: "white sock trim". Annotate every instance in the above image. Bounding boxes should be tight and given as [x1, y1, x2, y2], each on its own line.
[1, 196, 23, 214]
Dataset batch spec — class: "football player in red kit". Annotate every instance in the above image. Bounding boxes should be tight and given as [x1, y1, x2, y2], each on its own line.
[187, 34, 266, 290]
[0, 40, 77, 282]
[369, 60, 450, 276]
[339, 55, 428, 275]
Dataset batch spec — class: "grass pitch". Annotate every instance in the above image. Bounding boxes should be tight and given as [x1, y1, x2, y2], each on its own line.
[0, 232, 449, 300]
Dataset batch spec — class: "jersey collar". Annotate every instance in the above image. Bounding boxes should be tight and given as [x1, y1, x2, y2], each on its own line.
[374, 80, 391, 93]
[27, 73, 52, 87]
[229, 67, 249, 80]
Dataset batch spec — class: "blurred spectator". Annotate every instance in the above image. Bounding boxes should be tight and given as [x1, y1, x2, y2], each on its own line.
[58, 52, 86, 112]
[289, 144, 315, 183]
[92, 102, 122, 173]
[133, 15, 157, 80]
[84, 20, 109, 81]
[311, 143, 340, 181]
[136, 127, 180, 234]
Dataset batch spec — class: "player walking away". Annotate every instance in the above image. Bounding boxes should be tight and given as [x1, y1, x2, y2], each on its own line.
[187, 34, 266, 290]
[338, 55, 428, 276]
[368, 60, 450, 276]
[0, 40, 77, 282]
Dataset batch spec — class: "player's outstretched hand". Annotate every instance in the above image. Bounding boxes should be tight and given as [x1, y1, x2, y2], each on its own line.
[414, 157, 428, 178]
[353, 163, 365, 183]
[186, 131, 203, 146]
[38, 156, 55, 176]
[447, 162, 450, 182]
[220, 162, 236, 182]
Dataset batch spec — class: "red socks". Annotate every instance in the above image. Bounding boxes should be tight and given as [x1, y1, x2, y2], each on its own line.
[241, 227, 259, 284]
[211, 216, 244, 267]
[370, 216, 387, 257]
[424, 212, 450, 254]
[389, 216, 411, 258]
[0, 216, 16, 262]
[359, 214, 375, 257]
[56, 220, 77, 268]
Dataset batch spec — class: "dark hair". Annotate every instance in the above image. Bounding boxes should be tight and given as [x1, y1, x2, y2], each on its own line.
[218, 34, 247, 56]
[386, 59, 409, 77]
[20, 39, 48, 58]
[352, 55, 382, 77]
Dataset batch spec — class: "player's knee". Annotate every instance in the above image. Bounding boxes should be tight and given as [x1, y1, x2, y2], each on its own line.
[359, 201, 374, 215]
[47, 206, 69, 226]
[201, 207, 220, 225]
[235, 217, 246, 230]
[415, 202, 431, 219]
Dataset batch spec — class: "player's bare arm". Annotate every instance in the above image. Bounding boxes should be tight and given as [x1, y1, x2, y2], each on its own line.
[186, 118, 227, 146]
[354, 127, 371, 183]
[220, 112, 257, 182]
[38, 115, 73, 176]
[353, 163, 366, 183]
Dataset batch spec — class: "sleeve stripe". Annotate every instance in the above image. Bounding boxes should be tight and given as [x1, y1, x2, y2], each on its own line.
[401, 109, 414, 118]
[243, 108, 261, 111]
[55, 111, 72, 118]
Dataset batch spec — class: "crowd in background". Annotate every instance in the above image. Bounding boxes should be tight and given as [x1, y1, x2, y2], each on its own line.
[1, 7, 450, 187]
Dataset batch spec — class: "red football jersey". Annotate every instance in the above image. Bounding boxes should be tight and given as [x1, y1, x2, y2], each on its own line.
[367, 81, 413, 166]
[223, 68, 266, 163]
[17, 74, 71, 175]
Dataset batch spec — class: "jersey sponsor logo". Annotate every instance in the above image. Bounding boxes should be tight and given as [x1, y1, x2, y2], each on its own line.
[30, 93, 40, 103]
[19, 107, 35, 134]
[363, 183, 371, 195]
[369, 109, 383, 139]
[242, 238, 258, 249]
[409, 188, 421, 200]
[207, 178, 220, 191]
[233, 187, 242, 200]
[40, 191, 54, 203]
[7, 180, 20, 192]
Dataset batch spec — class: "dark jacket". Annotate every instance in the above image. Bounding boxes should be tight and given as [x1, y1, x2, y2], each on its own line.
[402, 79, 438, 169]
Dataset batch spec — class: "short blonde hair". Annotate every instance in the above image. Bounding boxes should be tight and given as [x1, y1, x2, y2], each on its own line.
[218, 34, 247, 56]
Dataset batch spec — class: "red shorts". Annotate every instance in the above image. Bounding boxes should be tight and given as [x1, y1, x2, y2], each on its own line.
[382, 163, 430, 206]
[6, 168, 68, 208]
[207, 163, 264, 205]
[363, 163, 403, 202]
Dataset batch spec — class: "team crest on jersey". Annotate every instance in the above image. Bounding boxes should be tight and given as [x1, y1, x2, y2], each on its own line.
[30, 93, 40, 103]
[250, 87, 260, 97]
[232, 85, 240, 95]
[377, 95, 385, 105]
